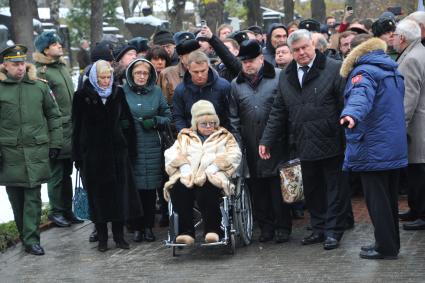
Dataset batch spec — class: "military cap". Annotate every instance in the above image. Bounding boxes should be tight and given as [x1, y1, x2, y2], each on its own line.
[174, 32, 200, 55]
[34, 31, 62, 53]
[299, 19, 321, 33]
[228, 31, 249, 45]
[372, 17, 396, 37]
[237, 39, 262, 61]
[0, 44, 28, 62]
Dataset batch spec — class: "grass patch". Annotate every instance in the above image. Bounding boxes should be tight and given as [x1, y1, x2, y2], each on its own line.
[0, 204, 50, 252]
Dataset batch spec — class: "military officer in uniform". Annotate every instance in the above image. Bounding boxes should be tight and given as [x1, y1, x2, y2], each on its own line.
[33, 31, 81, 227]
[0, 45, 63, 255]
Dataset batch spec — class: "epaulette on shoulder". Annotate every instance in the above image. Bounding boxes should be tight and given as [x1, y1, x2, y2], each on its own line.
[37, 78, 48, 83]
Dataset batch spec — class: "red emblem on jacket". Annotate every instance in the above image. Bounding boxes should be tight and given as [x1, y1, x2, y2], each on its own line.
[351, 74, 362, 84]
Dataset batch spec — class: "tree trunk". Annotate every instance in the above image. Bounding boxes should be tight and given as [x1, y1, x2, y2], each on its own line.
[90, 0, 103, 46]
[121, 0, 131, 18]
[47, 0, 60, 27]
[30, 0, 39, 20]
[283, 0, 294, 25]
[9, 0, 35, 57]
[311, 0, 326, 23]
[169, 0, 185, 33]
[200, 0, 225, 34]
[245, 0, 262, 27]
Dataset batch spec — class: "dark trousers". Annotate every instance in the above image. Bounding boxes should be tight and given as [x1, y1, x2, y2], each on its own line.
[360, 169, 400, 256]
[6, 186, 41, 246]
[407, 163, 425, 220]
[170, 181, 222, 237]
[132, 190, 157, 230]
[95, 221, 124, 243]
[47, 158, 73, 217]
[300, 155, 346, 239]
[248, 176, 292, 234]
[341, 171, 356, 227]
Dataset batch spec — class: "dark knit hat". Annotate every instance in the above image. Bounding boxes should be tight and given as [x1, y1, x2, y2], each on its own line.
[112, 44, 136, 62]
[128, 37, 149, 53]
[90, 40, 115, 62]
[247, 25, 263, 35]
[174, 32, 200, 55]
[238, 39, 262, 61]
[34, 31, 62, 53]
[153, 30, 175, 45]
[372, 17, 396, 37]
[299, 19, 321, 33]
[228, 31, 249, 45]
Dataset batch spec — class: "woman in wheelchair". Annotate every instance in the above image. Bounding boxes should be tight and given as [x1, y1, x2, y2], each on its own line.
[163, 100, 241, 245]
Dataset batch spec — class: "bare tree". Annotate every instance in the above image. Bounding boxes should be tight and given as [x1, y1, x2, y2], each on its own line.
[245, 0, 262, 27]
[311, 0, 326, 23]
[284, 0, 294, 25]
[47, 0, 60, 27]
[90, 0, 103, 45]
[201, 0, 225, 34]
[169, 0, 186, 32]
[9, 0, 35, 56]
[121, 0, 132, 18]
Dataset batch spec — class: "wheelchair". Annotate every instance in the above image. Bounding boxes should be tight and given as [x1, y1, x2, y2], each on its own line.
[164, 166, 253, 256]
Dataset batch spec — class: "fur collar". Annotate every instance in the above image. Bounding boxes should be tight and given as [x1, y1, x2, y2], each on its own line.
[33, 52, 67, 65]
[236, 59, 276, 84]
[340, 38, 387, 78]
[0, 63, 37, 82]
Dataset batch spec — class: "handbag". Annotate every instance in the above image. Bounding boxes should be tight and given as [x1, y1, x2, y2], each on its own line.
[72, 170, 90, 220]
[279, 159, 304, 203]
[158, 123, 176, 150]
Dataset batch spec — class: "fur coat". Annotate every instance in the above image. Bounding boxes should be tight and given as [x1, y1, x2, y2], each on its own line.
[163, 127, 241, 200]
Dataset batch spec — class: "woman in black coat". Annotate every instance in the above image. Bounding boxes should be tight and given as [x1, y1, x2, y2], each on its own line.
[72, 60, 142, 252]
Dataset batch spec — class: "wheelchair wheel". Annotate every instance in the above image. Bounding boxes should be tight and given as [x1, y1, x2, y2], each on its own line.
[233, 177, 253, 246]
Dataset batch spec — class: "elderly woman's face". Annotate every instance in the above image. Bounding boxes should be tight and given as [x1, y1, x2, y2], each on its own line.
[97, 71, 112, 88]
[197, 116, 217, 136]
[132, 64, 150, 86]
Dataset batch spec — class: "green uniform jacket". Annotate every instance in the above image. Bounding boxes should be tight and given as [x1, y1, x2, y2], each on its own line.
[0, 64, 63, 188]
[33, 52, 74, 159]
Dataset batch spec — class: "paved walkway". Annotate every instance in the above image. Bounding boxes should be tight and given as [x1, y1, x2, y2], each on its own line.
[1, 196, 424, 282]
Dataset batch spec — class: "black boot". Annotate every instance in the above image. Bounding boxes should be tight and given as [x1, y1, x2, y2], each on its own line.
[112, 222, 130, 249]
[89, 226, 98, 242]
[144, 228, 156, 242]
[95, 223, 108, 252]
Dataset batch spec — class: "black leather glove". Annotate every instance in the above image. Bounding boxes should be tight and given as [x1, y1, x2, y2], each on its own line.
[49, 148, 61, 159]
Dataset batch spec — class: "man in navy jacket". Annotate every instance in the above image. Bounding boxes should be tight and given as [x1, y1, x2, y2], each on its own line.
[340, 34, 407, 260]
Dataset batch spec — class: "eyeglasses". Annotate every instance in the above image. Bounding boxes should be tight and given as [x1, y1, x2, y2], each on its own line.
[198, 121, 217, 128]
[133, 71, 149, 77]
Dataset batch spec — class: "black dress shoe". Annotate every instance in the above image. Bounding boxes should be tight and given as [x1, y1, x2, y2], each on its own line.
[361, 243, 376, 252]
[259, 232, 273, 243]
[144, 228, 156, 242]
[98, 241, 108, 252]
[275, 229, 290, 243]
[25, 244, 45, 256]
[48, 215, 71, 227]
[115, 239, 130, 249]
[323, 236, 339, 250]
[65, 213, 84, 224]
[301, 233, 324, 245]
[133, 230, 144, 242]
[359, 249, 397, 260]
[89, 230, 98, 242]
[403, 219, 425, 230]
[398, 210, 417, 221]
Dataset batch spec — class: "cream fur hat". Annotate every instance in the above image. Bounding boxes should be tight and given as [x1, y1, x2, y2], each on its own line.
[190, 100, 220, 130]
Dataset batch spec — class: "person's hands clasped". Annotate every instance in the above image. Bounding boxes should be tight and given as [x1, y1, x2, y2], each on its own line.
[205, 164, 219, 174]
[180, 164, 192, 177]
[142, 118, 156, 130]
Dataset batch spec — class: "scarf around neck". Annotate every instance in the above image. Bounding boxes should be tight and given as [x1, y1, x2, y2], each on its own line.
[89, 61, 114, 98]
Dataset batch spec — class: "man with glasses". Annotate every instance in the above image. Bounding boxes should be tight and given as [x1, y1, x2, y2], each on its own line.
[173, 50, 230, 132]
[229, 40, 292, 243]
[153, 30, 179, 66]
